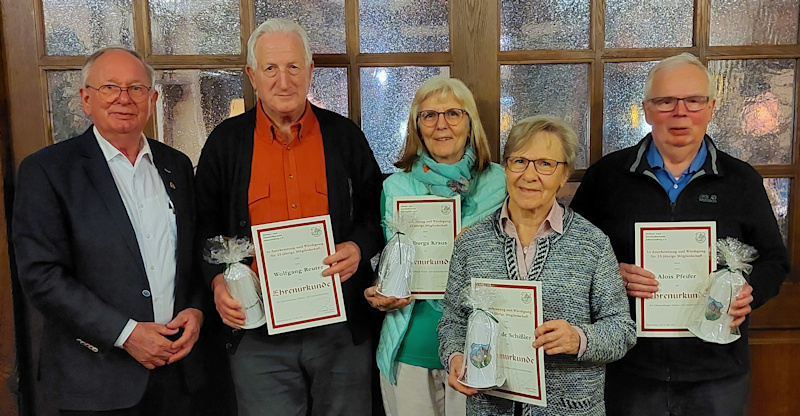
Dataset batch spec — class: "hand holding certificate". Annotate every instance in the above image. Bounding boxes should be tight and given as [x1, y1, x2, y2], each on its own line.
[635, 221, 716, 337]
[393, 196, 461, 299]
[471, 278, 547, 407]
[252, 215, 347, 335]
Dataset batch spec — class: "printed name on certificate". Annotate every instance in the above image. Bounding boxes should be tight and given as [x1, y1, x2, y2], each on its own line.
[472, 278, 547, 407]
[634, 221, 716, 338]
[252, 215, 347, 335]
[394, 196, 461, 299]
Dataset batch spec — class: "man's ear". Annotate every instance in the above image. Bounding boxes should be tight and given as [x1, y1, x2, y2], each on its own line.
[79, 87, 94, 116]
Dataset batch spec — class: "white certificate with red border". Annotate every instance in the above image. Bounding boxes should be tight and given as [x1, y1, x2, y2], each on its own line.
[472, 278, 547, 407]
[634, 221, 716, 338]
[394, 196, 461, 299]
[252, 215, 346, 335]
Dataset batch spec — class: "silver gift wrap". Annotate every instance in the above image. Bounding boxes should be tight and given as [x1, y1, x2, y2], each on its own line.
[376, 232, 415, 298]
[203, 236, 266, 329]
[460, 308, 504, 389]
[688, 238, 757, 344]
[224, 262, 267, 329]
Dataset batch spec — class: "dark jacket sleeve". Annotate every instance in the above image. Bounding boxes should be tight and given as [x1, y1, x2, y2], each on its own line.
[569, 163, 600, 224]
[340, 118, 384, 265]
[194, 117, 241, 288]
[13, 153, 129, 350]
[738, 167, 789, 309]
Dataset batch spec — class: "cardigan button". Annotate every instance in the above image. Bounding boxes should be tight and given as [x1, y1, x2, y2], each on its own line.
[239, 220, 247, 227]
[142, 290, 151, 298]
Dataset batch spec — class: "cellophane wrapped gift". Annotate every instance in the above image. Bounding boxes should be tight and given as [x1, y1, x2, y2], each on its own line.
[459, 285, 505, 389]
[376, 215, 415, 298]
[203, 236, 266, 329]
[688, 237, 758, 344]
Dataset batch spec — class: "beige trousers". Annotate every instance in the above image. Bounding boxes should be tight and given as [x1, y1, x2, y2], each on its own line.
[380, 362, 467, 416]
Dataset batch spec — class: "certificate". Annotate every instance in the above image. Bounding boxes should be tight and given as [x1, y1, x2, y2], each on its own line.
[472, 278, 546, 407]
[394, 196, 461, 299]
[252, 215, 347, 335]
[635, 221, 716, 338]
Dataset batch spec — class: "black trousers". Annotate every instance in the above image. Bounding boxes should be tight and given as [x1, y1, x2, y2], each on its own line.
[605, 369, 749, 416]
[60, 362, 192, 416]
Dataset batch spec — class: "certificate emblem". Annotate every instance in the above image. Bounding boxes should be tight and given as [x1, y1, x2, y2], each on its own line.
[704, 297, 724, 321]
[695, 232, 707, 244]
[470, 343, 492, 368]
[311, 226, 322, 238]
[521, 292, 532, 304]
[441, 205, 452, 215]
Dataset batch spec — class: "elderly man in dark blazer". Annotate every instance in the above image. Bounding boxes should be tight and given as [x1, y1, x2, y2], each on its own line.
[13, 47, 203, 416]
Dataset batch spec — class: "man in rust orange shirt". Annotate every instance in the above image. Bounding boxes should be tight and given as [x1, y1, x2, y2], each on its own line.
[195, 18, 383, 416]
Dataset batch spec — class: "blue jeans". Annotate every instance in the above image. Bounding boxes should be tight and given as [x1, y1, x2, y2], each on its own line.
[605, 370, 749, 416]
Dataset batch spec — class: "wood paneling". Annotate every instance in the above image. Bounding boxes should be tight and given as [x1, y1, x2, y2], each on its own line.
[3, 0, 47, 167]
[451, 0, 499, 159]
[0, 5, 19, 415]
[747, 330, 800, 415]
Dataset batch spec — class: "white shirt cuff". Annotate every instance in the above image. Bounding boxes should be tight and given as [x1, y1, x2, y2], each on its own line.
[114, 319, 138, 348]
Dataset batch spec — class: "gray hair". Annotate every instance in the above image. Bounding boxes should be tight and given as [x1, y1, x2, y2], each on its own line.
[643, 53, 716, 100]
[503, 115, 579, 173]
[395, 75, 492, 173]
[247, 18, 313, 70]
[81, 47, 156, 89]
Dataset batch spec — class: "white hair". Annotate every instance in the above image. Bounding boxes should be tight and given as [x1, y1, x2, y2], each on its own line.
[643, 53, 716, 100]
[80, 46, 156, 88]
[246, 18, 312, 70]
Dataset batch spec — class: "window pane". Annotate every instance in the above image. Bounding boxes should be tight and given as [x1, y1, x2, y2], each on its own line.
[500, 0, 590, 50]
[763, 178, 790, 244]
[711, 0, 799, 46]
[310, 67, 348, 118]
[603, 61, 657, 155]
[360, 66, 450, 173]
[605, 0, 692, 48]
[43, 0, 134, 56]
[254, 0, 345, 54]
[155, 70, 244, 166]
[707, 59, 795, 165]
[501, 64, 589, 169]
[46, 71, 92, 143]
[359, 0, 449, 53]
[150, 0, 241, 55]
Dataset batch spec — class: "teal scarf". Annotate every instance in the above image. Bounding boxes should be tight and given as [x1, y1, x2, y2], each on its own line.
[411, 146, 476, 217]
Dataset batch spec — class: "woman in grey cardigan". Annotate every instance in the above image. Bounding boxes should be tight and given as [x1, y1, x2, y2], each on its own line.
[437, 115, 636, 415]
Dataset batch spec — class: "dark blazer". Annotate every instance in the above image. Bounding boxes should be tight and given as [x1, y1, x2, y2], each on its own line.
[195, 105, 384, 352]
[13, 128, 202, 411]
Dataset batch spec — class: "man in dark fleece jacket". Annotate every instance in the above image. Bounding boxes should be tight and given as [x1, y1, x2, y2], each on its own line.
[571, 52, 789, 416]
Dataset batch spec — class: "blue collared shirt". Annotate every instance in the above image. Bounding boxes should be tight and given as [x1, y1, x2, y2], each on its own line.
[646, 139, 707, 203]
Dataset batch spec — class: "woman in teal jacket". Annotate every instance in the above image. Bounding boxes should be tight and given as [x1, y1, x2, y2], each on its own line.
[364, 75, 506, 416]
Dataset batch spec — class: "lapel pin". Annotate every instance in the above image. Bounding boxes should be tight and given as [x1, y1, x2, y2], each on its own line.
[170, 182, 176, 190]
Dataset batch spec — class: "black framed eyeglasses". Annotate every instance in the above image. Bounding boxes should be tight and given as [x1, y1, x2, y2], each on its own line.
[417, 108, 469, 127]
[646, 96, 710, 112]
[505, 157, 566, 175]
[85, 84, 152, 103]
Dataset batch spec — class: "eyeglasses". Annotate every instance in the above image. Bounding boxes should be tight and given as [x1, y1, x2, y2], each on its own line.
[85, 84, 152, 103]
[417, 108, 469, 127]
[646, 96, 711, 112]
[505, 157, 566, 175]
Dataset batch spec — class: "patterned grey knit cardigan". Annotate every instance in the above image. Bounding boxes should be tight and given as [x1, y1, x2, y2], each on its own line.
[438, 206, 636, 416]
